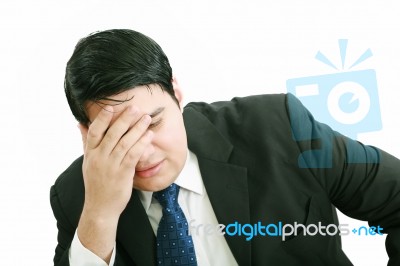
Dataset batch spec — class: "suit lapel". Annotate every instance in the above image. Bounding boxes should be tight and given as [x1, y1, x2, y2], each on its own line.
[184, 107, 251, 266]
[198, 158, 251, 265]
[117, 190, 156, 265]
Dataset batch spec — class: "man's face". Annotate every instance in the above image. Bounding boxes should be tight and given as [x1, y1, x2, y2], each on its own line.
[84, 84, 187, 192]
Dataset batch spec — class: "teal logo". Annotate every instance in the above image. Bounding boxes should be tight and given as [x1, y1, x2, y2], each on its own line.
[287, 40, 382, 168]
[287, 39, 382, 139]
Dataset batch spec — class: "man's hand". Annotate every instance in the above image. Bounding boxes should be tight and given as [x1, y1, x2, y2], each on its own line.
[76, 105, 153, 263]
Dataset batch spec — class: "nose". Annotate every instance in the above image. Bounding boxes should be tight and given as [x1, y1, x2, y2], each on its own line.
[137, 143, 155, 164]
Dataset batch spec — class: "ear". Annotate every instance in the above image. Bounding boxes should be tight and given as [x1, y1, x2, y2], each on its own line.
[172, 76, 184, 107]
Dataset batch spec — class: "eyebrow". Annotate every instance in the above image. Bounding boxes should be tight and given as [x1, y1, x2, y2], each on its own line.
[149, 107, 165, 118]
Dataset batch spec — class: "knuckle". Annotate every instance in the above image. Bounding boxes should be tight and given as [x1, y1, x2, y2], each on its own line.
[104, 131, 116, 143]
[118, 138, 130, 150]
[87, 127, 99, 139]
[127, 125, 143, 138]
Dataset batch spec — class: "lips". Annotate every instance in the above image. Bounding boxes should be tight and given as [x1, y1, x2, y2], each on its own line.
[135, 160, 164, 178]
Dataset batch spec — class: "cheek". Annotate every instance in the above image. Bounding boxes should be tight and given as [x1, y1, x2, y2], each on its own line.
[154, 118, 187, 154]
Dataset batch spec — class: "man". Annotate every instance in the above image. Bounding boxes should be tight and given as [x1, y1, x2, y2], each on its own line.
[50, 29, 400, 266]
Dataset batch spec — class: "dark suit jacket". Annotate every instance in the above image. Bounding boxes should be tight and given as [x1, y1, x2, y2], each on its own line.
[50, 93, 400, 266]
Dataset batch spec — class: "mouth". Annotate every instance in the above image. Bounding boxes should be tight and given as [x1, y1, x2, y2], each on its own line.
[135, 160, 164, 178]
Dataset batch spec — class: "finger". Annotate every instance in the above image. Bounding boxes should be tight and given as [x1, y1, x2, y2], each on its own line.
[120, 130, 154, 173]
[77, 123, 88, 151]
[110, 114, 152, 163]
[86, 106, 114, 150]
[98, 106, 143, 155]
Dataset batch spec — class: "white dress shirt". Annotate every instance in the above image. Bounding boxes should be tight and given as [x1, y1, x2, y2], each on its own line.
[69, 150, 238, 266]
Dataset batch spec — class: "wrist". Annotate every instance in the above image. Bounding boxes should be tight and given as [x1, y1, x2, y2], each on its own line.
[80, 204, 120, 228]
[81, 196, 124, 219]
[77, 209, 119, 263]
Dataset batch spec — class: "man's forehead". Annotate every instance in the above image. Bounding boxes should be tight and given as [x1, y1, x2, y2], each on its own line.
[84, 97, 133, 118]
[96, 88, 136, 105]
[85, 98, 166, 124]
[88, 86, 158, 110]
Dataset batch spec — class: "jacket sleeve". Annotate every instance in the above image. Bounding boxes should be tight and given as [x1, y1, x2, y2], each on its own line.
[286, 93, 400, 266]
[50, 184, 73, 266]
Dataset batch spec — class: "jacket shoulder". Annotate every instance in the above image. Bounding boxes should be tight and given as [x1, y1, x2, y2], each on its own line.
[184, 93, 292, 139]
[50, 156, 85, 229]
[184, 93, 288, 115]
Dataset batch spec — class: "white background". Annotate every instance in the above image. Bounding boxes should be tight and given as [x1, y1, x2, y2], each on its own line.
[1, 0, 399, 265]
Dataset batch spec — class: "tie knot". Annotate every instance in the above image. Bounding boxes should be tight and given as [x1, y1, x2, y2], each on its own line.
[153, 183, 180, 210]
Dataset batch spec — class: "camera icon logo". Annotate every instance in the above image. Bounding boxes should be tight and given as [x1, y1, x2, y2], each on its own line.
[287, 69, 381, 140]
[286, 40, 382, 167]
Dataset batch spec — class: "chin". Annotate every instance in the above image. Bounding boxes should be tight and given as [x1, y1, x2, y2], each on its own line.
[133, 175, 176, 192]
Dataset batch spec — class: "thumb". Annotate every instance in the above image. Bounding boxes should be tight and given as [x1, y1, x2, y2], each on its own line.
[77, 123, 88, 151]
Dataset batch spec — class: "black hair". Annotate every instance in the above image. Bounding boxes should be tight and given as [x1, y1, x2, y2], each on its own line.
[64, 29, 177, 124]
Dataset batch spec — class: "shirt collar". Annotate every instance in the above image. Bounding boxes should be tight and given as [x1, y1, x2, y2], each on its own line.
[138, 149, 203, 211]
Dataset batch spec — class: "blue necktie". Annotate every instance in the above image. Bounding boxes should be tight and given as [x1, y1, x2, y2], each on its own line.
[153, 184, 197, 265]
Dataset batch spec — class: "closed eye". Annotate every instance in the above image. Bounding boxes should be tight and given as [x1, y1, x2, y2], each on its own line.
[149, 119, 163, 129]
